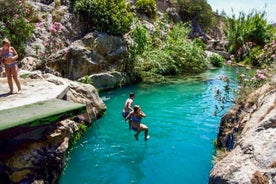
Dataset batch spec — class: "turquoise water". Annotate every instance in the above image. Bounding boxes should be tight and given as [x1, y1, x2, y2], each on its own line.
[60, 66, 239, 184]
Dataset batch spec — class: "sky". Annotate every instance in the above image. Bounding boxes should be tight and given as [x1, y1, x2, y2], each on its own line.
[208, 0, 276, 23]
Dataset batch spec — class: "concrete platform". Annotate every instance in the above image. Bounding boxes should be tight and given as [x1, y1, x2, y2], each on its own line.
[0, 77, 86, 132]
[0, 78, 69, 110]
[0, 99, 86, 131]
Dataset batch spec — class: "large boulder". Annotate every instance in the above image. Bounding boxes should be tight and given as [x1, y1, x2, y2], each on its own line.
[79, 71, 129, 90]
[20, 57, 40, 71]
[95, 33, 127, 61]
[48, 32, 127, 80]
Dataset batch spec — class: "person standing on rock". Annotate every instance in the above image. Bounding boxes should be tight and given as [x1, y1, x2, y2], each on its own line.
[0, 38, 21, 94]
[122, 92, 135, 129]
[125, 105, 150, 141]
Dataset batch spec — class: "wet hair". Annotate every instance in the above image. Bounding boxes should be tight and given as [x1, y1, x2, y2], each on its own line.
[134, 105, 140, 113]
[2, 38, 11, 46]
[129, 92, 135, 98]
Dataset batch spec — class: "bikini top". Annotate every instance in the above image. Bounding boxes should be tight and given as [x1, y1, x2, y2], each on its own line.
[2, 50, 14, 59]
[132, 115, 142, 123]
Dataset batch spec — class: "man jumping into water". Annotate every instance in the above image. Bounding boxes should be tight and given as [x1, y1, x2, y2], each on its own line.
[122, 92, 135, 129]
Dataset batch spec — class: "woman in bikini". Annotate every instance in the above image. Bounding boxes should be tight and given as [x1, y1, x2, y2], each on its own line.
[0, 38, 21, 94]
[125, 105, 150, 141]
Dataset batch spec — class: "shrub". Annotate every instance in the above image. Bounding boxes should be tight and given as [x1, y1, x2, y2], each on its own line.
[234, 39, 275, 66]
[235, 68, 268, 104]
[35, 22, 67, 69]
[133, 23, 207, 82]
[257, 40, 276, 65]
[135, 0, 158, 20]
[121, 23, 149, 75]
[193, 38, 206, 50]
[128, 24, 149, 60]
[209, 54, 224, 67]
[227, 10, 273, 55]
[74, 0, 133, 35]
[248, 46, 262, 66]
[0, 0, 34, 57]
[80, 75, 93, 84]
[177, 0, 215, 30]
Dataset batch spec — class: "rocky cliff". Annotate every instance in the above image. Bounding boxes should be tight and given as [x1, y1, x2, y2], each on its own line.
[209, 76, 276, 184]
[22, 0, 227, 91]
[23, 1, 132, 91]
[0, 71, 106, 183]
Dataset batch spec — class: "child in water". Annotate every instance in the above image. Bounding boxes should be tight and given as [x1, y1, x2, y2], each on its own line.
[126, 105, 150, 141]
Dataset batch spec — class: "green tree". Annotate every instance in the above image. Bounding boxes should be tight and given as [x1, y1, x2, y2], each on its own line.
[135, 0, 158, 20]
[177, 0, 215, 30]
[74, 0, 133, 35]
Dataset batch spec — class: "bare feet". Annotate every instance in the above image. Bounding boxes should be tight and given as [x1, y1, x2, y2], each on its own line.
[8, 91, 13, 95]
[17, 90, 22, 94]
[145, 135, 150, 141]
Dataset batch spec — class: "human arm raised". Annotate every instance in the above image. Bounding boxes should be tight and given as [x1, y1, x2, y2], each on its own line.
[10, 47, 18, 61]
[139, 111, 146, 117]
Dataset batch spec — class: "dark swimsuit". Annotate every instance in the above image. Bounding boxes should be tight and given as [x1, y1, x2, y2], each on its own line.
[131, 115, 142, 132]
[122, 111, 130, 118]
[2, 51, 16, 68]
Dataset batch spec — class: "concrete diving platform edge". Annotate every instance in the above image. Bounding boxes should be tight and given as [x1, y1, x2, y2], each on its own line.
[0, 99, 87, 132]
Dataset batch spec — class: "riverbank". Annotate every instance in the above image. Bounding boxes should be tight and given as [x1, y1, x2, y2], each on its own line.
[209, 74, 276, 183]
[0, 71, 106, 183]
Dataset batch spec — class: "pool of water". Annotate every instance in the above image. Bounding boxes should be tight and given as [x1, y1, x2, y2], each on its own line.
[60, 66, 239, 184]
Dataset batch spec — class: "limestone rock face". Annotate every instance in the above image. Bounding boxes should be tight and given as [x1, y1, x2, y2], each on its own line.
[24, 1, 128, 81]
[47, 32, 127, 80]
[20, 57, 40, 71]
[1, 120, 81, 184]
[209, 78, 276, 184]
